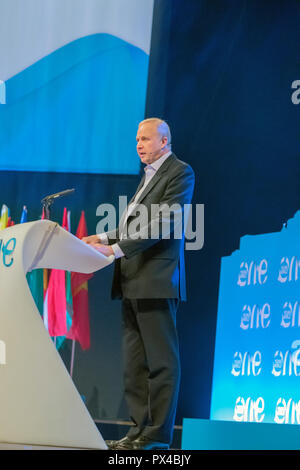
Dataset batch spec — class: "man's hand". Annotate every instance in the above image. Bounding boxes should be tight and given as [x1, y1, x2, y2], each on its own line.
[82, 234, 101, 244]
[90, 243, 114, 257]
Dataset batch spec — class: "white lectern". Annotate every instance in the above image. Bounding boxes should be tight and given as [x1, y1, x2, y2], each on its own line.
[0, 220, 114, 449]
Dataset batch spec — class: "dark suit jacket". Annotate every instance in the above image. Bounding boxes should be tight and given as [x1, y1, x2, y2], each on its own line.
[106, 153, 195, 301]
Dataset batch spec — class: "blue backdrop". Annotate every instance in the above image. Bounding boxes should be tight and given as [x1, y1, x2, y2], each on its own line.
[1, 34, 148, 174]
[145, 0, 300, 422]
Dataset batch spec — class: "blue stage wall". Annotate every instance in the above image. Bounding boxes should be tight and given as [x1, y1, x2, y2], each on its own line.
[146, 0, 300, 422]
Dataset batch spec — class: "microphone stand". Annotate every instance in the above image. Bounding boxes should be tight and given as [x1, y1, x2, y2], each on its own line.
[40, 188, 75, 350]
[42, 198, 52, 220]
[41, 189, 75, 220]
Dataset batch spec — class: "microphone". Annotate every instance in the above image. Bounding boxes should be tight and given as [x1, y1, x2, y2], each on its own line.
[146, 142, 171, 155]
[41, 188, 75, 204]
[144, 144, 168, 157]
[41, 188, 75, 220]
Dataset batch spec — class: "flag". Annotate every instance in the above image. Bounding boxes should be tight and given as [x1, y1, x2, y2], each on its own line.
[66, 211, 93, 350]
[20, 205, 28, 224]
[54, 209, 74, 350]
[6, 217, 15, 227]
[0, 204, 9, 230]
[44, 208, 69, 338]
[65, 210, 73, 332]
[41, 205, 49, 309]
[23, 206, 44, 317]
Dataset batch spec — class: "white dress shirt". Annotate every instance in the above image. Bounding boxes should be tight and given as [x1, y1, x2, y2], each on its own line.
[98, 151, 172, 258]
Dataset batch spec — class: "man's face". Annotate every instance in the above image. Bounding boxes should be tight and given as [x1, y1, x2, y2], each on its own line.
[136, 123, 167, 164]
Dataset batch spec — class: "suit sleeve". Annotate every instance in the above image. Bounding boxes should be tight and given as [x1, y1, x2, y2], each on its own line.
[105, 228, 119, 244]
[117, 164, 195, 259]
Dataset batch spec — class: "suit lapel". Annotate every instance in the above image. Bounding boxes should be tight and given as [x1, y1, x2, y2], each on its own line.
[129, 173, 146, 203]
[136, 154, 177, 204]
[118, 154, 177, 235]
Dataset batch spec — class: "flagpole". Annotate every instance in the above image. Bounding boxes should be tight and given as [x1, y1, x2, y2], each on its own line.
[70, 339, 76, 378]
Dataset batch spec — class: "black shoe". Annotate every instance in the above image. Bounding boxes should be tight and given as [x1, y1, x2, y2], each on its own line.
[132, 436, 169, 450]
[105, 436, 134, 450]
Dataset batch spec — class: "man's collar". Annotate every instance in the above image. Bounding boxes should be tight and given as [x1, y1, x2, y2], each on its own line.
[144, 151, 172, 172]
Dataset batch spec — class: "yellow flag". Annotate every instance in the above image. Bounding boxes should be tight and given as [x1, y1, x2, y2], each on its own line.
[0, 204, 9, 231]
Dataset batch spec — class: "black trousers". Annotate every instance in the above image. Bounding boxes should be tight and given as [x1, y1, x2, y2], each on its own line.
[121, 298, 180, 444]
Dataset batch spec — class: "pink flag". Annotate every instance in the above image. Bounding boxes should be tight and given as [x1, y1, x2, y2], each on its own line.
[66, 211, 93, 350]
[44, 208, 69, 337]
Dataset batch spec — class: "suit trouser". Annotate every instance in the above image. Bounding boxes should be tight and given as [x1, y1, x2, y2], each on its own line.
[121, 298, 180, 444]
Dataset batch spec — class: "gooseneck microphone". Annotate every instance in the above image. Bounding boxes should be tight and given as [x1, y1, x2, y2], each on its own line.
[142, 144, 170, 157]
[41, 188, 75, 204]
[41, 188, 75, 220]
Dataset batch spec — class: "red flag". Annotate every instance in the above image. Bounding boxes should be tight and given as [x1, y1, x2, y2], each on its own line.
[6, 217, 15, 227]
[44, 208, 69, 337]
[66, 211, 93, 350]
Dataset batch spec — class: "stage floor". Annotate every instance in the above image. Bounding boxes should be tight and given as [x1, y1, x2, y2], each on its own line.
[0, 442, 91, 450]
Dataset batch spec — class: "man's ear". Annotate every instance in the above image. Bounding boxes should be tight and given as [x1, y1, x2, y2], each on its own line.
[161, 136, 168, 149]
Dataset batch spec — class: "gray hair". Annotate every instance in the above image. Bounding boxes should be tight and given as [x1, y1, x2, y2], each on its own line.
[139, 118, 172, 149]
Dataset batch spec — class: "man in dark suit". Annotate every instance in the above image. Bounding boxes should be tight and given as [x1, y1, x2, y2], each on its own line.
[83, 118, 195, 450]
